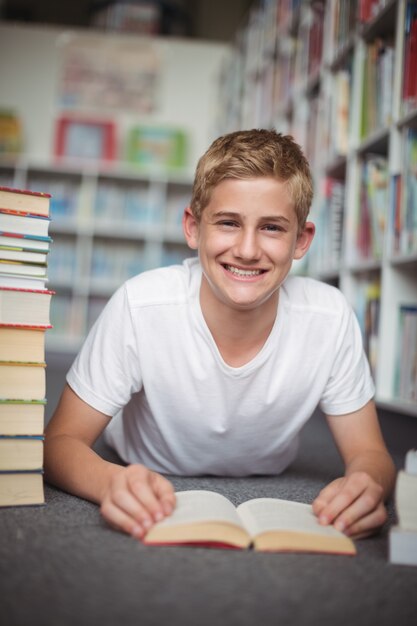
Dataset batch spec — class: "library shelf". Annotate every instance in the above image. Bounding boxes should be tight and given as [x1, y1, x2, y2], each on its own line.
[215, 0, 417, 416]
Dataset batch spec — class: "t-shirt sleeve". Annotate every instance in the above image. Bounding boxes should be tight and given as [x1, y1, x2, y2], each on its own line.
[319, 301, 375, 416]
[67, 284, 142, 416]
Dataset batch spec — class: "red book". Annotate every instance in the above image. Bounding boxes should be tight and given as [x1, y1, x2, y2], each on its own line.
[403, 12, 417, 100]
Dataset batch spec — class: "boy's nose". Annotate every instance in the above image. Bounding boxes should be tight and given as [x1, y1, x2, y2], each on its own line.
[234, 228, 261, 260]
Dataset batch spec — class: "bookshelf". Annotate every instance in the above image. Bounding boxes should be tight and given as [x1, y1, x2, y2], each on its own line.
[215, 0, 417, 416]
[0, 23, 228, 356]
[0, 158, 193, 352]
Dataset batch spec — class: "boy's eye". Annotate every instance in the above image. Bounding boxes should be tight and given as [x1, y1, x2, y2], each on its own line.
[262, 224, 284, 232]
[217, 220, 238, 228]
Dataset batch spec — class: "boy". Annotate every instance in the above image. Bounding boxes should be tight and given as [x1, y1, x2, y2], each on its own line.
[44, 129, 395, 541]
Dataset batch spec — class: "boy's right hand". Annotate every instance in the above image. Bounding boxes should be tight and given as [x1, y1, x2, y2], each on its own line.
[100, 464, 176, 539]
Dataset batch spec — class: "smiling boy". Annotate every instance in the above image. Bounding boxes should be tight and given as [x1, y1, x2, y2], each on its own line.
[44, 129, 395, 540]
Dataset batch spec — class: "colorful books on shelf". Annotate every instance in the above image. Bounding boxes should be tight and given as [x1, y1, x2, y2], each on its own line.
[402, 1, 417, 115]
[358, 0, 385, 23]
[0, 186, 53, 508]
[394, 305, 417, 403]
[391, 129, 417, 256]
[389, 449, 417, 566]
[94, 180, 150, 225]
[0, 109, 23, 156]
[307, 1, 325, 78]
[357, 154, 388, 260]
[360, 38, 394, 138]
[355, 278, 380, 381]
[309, 177, 344, 275]
[402, 128, 417, 254]
[127, 126, 187, 170]
[331, 67, 351, 159]
[325, 0, 358, 59]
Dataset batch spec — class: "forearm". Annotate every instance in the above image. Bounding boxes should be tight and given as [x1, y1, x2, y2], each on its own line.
[44, 434, 124, 504]
[344, 448, 396, 500]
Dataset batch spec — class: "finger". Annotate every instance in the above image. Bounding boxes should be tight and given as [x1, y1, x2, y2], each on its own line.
[151, 473, 176, 515]
[317, 472, 381, 525]
[110, 483, 155, 528]
[340, 504, 387, 539]
[312, 478, 344, 517]
[127, 467, 170, 522]
[332, 485, 385, 533]
[316, 480, 366, 526]
[100, 498, 145, 539]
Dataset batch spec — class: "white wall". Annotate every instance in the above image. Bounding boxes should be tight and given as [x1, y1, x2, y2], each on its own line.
[0, 23, 229, 170]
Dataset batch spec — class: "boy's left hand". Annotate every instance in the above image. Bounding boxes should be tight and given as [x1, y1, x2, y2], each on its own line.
[312, 471, 387, 539]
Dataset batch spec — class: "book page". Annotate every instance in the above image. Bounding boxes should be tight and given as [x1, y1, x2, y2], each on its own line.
[237, 498, 345, 538]
[151, 490, 244, 529]
[396, 471, 417, 531]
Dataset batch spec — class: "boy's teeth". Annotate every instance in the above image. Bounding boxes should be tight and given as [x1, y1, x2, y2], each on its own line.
[225, 265, 262, 277]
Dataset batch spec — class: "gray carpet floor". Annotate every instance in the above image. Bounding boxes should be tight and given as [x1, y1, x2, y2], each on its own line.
[0, 358, 416, 626]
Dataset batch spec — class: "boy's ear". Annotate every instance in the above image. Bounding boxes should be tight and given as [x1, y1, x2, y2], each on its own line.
[182, 206, 199, 250]
[293, 221, 315, 260]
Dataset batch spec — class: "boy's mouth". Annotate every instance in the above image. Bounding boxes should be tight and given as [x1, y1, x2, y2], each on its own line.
[222, 264, 266, 277]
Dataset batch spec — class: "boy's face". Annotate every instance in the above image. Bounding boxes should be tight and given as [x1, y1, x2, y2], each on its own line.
[183, 177, 315, 314]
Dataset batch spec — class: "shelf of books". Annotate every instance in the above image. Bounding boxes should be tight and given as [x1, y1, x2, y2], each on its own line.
[215, 0, 417, 416]
[0, 158, 193, 354]
[0, 186, 54, 507]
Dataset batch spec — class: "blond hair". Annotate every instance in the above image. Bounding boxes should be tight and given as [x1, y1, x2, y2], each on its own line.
[190, 129, 313, 231]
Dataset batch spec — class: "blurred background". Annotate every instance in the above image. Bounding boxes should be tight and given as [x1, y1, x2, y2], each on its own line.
[0, 0, 416, 422]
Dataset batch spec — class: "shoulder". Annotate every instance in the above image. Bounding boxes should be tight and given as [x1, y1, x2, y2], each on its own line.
[282, 275, 349, 315]
[122, 257, 200, 308]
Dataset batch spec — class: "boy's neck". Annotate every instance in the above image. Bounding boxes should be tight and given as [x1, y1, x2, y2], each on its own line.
[199, 279, 279, 367]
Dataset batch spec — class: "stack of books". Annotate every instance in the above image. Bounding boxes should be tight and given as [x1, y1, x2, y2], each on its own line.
[0, 186, 53, 507]
[389, 449, 417, 567]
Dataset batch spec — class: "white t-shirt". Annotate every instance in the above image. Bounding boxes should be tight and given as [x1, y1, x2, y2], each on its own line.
[67, 258, 375, 476]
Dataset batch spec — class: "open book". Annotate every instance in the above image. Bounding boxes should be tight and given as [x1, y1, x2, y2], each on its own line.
[144, 490, 356, 555]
